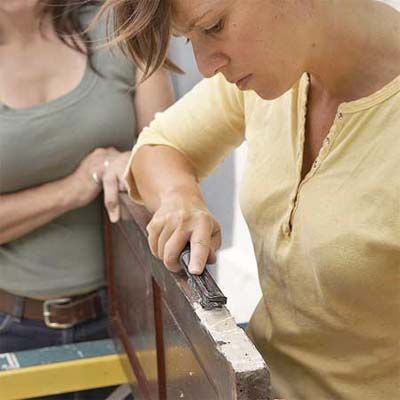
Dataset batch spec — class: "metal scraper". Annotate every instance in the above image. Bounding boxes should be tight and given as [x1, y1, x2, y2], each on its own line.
[180, 245, 227, 310]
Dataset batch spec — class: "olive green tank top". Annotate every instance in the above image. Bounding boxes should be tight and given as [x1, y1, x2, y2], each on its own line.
[0, 7, 136, 298]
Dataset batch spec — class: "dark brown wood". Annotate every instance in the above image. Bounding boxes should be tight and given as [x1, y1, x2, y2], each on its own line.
[105, 194, 271, 400]
[112, 311, 153, 400]
[152, 279, 166, 400]
[103, 206, 115, 313]
[103, 207, 153, 400]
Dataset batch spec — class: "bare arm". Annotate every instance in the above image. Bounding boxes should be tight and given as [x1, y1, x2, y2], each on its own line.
[103, 67, 175, 221]
[0, 147, 117, 245]
[132, 145, 200, 212]
[131, 145, 221, 275]
[134, 67, 175, 133]
[126, 74, 245, 275]
[0, 178, 78, 245]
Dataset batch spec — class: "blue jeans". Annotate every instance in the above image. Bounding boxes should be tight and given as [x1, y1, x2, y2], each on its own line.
[0, 289, 116, 399]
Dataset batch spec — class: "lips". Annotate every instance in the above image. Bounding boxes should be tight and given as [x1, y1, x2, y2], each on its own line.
[235, 74, 253, 90]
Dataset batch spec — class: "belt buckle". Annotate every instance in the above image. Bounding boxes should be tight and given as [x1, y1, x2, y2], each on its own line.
[43, 298, 74, 329]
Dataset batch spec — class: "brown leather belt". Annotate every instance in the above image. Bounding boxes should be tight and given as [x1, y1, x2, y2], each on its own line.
[0, 288, 105, 329]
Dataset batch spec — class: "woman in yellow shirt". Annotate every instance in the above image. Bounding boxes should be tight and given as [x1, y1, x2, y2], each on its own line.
[100, 0, 400, 398]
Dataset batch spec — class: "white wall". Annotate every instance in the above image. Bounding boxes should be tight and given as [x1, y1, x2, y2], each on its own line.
[377, 0, 400, 9]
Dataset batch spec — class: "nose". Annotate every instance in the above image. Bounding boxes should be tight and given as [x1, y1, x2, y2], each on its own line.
[192, 41, 230, 78]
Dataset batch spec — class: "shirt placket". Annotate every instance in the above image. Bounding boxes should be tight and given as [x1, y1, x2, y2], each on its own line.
[282, 110, 345, 238]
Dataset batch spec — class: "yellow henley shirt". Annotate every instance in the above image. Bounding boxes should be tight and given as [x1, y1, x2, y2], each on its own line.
[125, 73, 400, 399]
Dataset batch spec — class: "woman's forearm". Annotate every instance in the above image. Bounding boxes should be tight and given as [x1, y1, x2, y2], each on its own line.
[131, 145, 205, 212]
[0, 177, 77, 245]
[0, 147, 123, 244]
[131, 144, 221, 274]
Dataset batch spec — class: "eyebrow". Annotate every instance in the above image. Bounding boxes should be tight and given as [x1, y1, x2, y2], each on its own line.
[183, 9, 214, 34]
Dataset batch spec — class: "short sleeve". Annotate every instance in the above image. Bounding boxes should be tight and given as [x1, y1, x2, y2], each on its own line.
[124, 73, 245, 203]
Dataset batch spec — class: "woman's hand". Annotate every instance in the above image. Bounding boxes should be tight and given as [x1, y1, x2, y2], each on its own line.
[146, 192, 222, 274]
[0, 147, 119, 244]
[102, 151, 131, 222]
[66, 147, 119, 209]
[67, 148, 130, 221]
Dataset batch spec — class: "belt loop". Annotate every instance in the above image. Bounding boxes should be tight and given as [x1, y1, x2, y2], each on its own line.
[12, 296, 25, 321]
[0, 314, 13, 333]
[97, 287, 108, 315]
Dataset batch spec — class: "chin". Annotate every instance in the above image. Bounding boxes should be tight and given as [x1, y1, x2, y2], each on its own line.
[254, 81, 294, 100]
[254, 88, 284, 100]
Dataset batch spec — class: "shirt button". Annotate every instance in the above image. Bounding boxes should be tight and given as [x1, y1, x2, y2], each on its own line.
[282, 224, 290, 236]
[337, 112, 343, 120]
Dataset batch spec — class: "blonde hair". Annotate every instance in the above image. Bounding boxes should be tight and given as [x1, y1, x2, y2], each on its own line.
[96, 0, 181, 79]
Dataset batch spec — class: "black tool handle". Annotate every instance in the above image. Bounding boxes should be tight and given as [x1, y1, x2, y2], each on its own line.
[179, 246, 227, 310]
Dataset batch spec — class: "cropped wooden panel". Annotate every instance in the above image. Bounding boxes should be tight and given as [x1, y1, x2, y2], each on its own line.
[105, 194, 271, 400]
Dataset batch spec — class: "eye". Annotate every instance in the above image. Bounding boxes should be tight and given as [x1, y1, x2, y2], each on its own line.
[203, 19, 224, 35]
